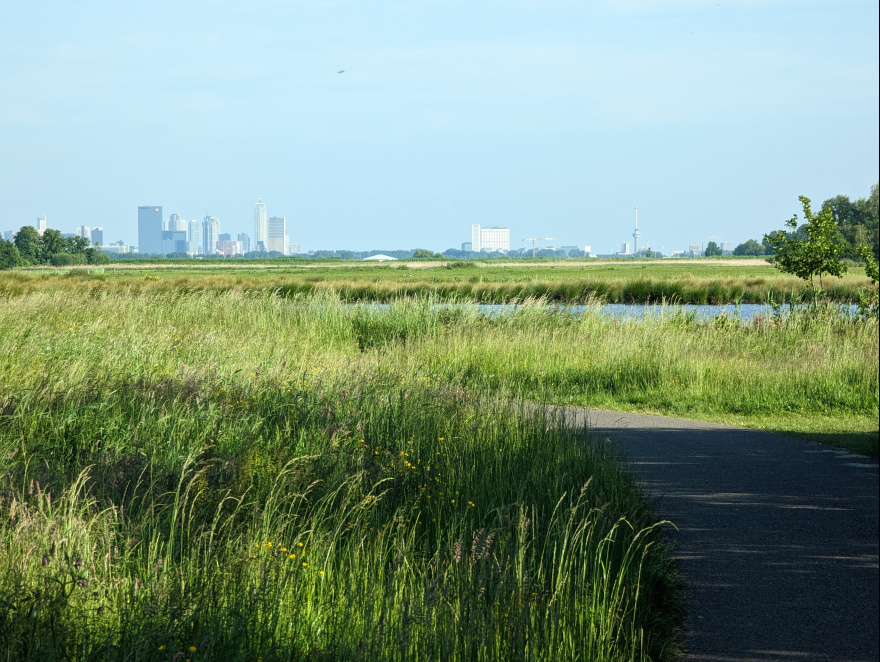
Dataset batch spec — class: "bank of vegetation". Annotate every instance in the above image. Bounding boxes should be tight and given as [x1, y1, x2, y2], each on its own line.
[0, 268, 873, 304]
[1, 290, 688, 661]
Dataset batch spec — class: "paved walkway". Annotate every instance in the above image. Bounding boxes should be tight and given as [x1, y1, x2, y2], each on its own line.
[557, 408, 879, 661]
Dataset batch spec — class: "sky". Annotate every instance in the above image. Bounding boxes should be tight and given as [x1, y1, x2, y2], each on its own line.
[1, 0, 878, 254]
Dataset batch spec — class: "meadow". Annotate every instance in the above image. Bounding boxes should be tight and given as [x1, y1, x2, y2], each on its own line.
[4, 257, 874, 304]
[1, 276, 876, 660]
[0, 290, 685, 661]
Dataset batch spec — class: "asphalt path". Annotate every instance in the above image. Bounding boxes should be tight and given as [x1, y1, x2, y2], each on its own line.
[555, 407, 879, 662]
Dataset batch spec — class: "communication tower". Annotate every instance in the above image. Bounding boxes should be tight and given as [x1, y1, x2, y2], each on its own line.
[632, 207, 642, 256]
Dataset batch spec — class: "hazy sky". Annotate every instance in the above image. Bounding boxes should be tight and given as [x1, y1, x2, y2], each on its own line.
[1, 0, 877, 254]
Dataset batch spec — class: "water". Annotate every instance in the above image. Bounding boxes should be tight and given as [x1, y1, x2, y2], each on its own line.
[355, 302, 861, 322]
[471, 303, 859, 322]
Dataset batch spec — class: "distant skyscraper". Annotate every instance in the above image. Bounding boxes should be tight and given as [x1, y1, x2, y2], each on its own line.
[3, 230, 15, 242]
[170, 213, 187, 232]
[202, 216, 221, 255]
[267, 216, 287, 254]
[188, 219, 201, 254]
[237, 233, 251, 253]
[254, 196, 267, 250]
[138, 206, 163, 255]
[37, 215, 47, 235]
[91, 227, 103, 246]
[76, 225, 91, 239]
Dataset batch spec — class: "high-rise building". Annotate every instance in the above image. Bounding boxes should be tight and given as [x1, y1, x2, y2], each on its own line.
[169, 213, 187, 232]
[254, 196, 267, 251]
[288, 241, 299, 255]
[688, 243, 701, 257]
[138, 206, 163, 255]
[461, 242, 472, 252]
[76, 225, 91, 239]
[202, 216, 221, 255]
[188, 219, 202, 254]
[620, 242, 631, 255]
[37, 216, 46, 235]
[91, 227, 104, 246]
[471, 225, 510, 253]
[237, 233, 251, 254]
[267, 216, 287, 255]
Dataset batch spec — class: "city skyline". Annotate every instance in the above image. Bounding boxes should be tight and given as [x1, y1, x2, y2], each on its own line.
[1, 2, 875, 255]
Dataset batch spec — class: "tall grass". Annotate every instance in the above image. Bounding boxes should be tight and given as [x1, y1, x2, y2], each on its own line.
[0, 269, 872, 303]
[0, 291, 682, 661]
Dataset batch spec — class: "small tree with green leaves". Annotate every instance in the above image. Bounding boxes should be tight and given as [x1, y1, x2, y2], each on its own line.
[857, 244, 878, 317]
[764, 195, 847, 292]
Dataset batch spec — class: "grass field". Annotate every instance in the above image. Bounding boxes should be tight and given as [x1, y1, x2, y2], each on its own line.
[1, 290, 686, 661]
[4, 257, 874, 303]
[1, 277, 876, 659]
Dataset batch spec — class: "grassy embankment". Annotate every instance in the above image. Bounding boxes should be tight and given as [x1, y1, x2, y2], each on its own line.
[5, 259, 873, 303]
[0, 291, 683, 661]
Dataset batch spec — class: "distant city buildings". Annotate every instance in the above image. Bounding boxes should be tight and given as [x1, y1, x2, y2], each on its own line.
[37, 215, 46, 235]
[137, 206, 163, 255]
[267, 216, 288, 255]
[238, 233, 251, 254]
[188, 219, 202, 255]
[470, 225, 510, 253]
[688, 243, 701, 257]
[202, 216, 221, 255]
[254, 196, 267, 252]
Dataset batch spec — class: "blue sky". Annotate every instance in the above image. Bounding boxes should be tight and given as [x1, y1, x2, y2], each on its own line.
[1, 0, 877, 254]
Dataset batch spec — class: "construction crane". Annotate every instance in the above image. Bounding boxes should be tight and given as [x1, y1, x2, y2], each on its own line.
[522, 237, 562, 258]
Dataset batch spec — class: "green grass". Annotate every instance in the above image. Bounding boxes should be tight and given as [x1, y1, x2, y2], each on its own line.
[3, 258, 873, 303]
[0, 290, 683, 661]
[1, 288, 876, 659]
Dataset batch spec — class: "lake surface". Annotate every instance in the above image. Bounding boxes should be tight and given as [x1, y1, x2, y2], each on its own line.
[476, 303, 861, 321]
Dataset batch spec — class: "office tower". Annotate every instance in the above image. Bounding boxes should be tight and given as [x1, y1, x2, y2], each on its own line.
[237, 233, 251, 254]
[161, 229, 188, 254]
[471, 225, 510, 253]
[37, 216, 46, 235]
[91, 227, 103, 246]
[218, 233, 232, 242]
[471, 225, 482, 252]
[188, 220, 201, 254]
[138, 206, 163, 255]
[254, 196, 267, 250]
[76, 225, 91, 239]
[202, 216, 221, 255]
[688, 243, 700, 257]
[267, 216, 287, 254]
[461, 242, 472, 252]
[620, 242, 631, 254]
[169, 213, 187, 232]
[3, 230, 15, 242]
[288, 241, 299, 255]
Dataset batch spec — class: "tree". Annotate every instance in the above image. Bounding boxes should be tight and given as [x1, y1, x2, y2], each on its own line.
[764, 195, 847, 290]
[0, 239, 22, 270]
[13, 226, 42, 264]
[704, 241, 723, 257]
[41, 229, 67, 260]
[733, 239, 767, 256]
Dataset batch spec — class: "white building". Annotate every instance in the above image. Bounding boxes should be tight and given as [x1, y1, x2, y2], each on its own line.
[202, 216, 221, 255]
[254, 196, 267, 251]
[37, 216, 46, 235]
[188, 219, 202, 255]
[267, 216, 288, 255]
[471, 225, 510, 253]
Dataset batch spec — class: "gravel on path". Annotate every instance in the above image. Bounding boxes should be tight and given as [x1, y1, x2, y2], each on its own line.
[555, 407, 879, 662]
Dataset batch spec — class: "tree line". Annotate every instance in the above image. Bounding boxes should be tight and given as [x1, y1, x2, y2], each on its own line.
[733, 183, 879, 258]
[0, 226, 110, 269]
